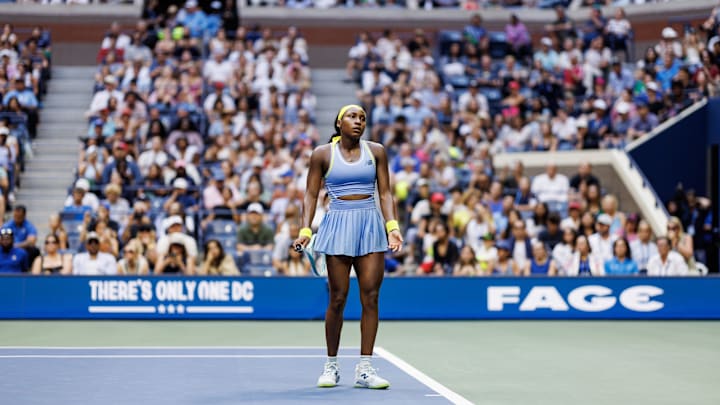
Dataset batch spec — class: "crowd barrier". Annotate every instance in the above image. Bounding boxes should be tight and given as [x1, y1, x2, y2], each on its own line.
[2, 276, 720, 320]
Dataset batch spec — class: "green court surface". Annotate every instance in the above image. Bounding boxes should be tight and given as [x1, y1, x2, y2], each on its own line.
[1, 321, 718, 405]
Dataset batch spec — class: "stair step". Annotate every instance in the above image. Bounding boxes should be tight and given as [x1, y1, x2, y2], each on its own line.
[51, 67, 98, 79]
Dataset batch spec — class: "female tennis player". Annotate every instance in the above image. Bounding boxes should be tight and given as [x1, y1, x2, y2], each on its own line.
[294, 104, 403, 389]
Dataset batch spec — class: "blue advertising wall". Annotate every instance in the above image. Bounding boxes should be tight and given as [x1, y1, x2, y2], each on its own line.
[2, 276, 720, 320]
[628, 102, 708, 204]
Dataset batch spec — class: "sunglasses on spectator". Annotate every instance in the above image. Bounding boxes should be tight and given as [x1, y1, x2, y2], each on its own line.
[0, 229, 12, 236]
[45, 240, 58, 245]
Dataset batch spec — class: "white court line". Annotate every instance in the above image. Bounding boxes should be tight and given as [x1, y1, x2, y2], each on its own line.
[185, 306, 254, 314]
[87, 306, 157, 314]
[375, 347, 473, 405]
[0, 354, 357, 359]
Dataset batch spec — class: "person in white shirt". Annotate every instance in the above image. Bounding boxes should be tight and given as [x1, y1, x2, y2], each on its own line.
[88, 76, 124, 116]
[72, 232, 117, 275]
[457, 81, 489, 116]
[647, 236, 689, 276]
[531, 163, 569, 203]
[64, 178, 100, 211]
[630, 220, 658, 273]
[137, 136, 169, 177]
[202, 49, 234, 84]
[155, 215, 199, 259]
[588, 213, 617, 264]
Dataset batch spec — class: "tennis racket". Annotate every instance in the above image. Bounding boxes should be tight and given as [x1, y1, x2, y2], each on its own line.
[294, 234, 327, 277]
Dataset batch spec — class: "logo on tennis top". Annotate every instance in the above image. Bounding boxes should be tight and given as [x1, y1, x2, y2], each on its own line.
[366, 159, 373, 166]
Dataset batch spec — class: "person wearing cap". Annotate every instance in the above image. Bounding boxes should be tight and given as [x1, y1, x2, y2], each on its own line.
[293, 104, 402, 389]
[72, 232, 117, 276]
[656, 26, 683, 59]
[588, 213, 618, 264]
[587, 98, 611, 145]
[88, 75, 123, 116]
[176, 0, 208, 39]
[0, 227, 28, 273]
[155, 215, 198, 261]
[610, 101, 633, 143]
[100, 140, 142, 186]
[162, 177, 198, 212]
[155, 232, 196, 275]
[236, 202, 273, 254]
[534, 37, 559, 72]
[627, 99, 658, 140]
[63, 178, 99, 218]
[492, 240, 518, 276]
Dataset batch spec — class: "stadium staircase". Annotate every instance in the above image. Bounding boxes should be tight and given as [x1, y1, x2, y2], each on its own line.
[311, 69, 357, 136]
[15, 66, 95, 239]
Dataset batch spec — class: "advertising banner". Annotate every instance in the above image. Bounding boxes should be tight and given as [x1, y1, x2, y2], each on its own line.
[1, 276, 719, 320]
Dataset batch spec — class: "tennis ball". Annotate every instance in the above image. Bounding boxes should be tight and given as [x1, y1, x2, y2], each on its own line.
[395, 181, 409, 201]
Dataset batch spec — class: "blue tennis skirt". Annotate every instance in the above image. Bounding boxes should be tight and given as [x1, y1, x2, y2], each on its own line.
[313, 197, 388, 257]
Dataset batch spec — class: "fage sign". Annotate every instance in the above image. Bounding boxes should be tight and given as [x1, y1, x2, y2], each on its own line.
[487, 285, 664, 312]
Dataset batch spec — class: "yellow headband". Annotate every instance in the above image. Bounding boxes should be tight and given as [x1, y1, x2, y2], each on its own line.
[336, 104, 365, 123]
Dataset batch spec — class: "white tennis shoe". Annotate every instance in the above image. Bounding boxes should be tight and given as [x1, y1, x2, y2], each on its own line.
[354, 363, 390, 389]
[317, 361, 340, 388]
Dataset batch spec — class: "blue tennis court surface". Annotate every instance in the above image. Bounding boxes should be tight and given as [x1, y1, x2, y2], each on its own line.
[0, 347, 471, 404]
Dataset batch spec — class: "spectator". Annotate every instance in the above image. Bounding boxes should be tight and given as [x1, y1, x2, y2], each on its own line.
[606, 8, 632, 50]
[117, 240, 150, 275]
[88, 75, 123, 117]
[567, 234, 604, 276]
[72, 232, 117, 275]
[545, 5, 575, 44]
[569, 162, 600, 192]
[581, 6, 606, 48]
[47, 213, 69, 251]
[163, 177, 198, 212]
[522, 241, 557, 276]
[428, 222, 459, 275]
[236, 203, 273, 254]
[200, 239, 240, 276]
[31, 234, 72, 275]
[156, 215, 198, 260]
[101, 141, 142, 186]
[627, 101, 659, 140]
[276, 235, 310, 277]
[505, 14, 532, 61]
[177, 0, 209, 39]
[0, 228, 28, 273]
[155, 234, 196, 275]
[604, 237, 639, 275]
[492, 240, 517, 276]
[463, 13, 488, 54]
[666, 216, 696, 273]
[474, 232, 497, 275]
[454, 245, 481, 276]
[508, 219, 532, 270]
[531, 163, 569, 204]
[588, 213, 617, 264]
[3, 205, 38, 260]
[647, 236, 688, 276]
[137, 136, 169, 176]
[538, 212, 563, 250]
[102, 184, 131, 225]
[552, 226, 576, 275]
[655, 27, 683, 60]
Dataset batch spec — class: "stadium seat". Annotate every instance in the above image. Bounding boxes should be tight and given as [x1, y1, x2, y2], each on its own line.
[487, 32, 510, 60]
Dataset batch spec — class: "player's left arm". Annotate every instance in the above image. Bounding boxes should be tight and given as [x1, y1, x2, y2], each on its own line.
[370, 142, 403, 252]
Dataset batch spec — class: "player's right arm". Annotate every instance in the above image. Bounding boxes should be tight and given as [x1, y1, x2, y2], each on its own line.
[294, 145, 328, 249]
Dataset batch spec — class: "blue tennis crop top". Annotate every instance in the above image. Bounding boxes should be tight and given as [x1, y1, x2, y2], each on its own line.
[325, 139, 376, 199]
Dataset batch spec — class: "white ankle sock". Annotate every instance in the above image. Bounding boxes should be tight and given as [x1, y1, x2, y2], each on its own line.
[359, 355, 372, 367]
[327, 356, 338, 365]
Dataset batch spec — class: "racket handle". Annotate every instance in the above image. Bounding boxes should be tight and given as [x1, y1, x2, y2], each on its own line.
[294, 244, 303, 252]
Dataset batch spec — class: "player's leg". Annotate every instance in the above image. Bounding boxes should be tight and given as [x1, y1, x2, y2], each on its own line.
[317, 254, 352, 388]
[352, 252, 390, 389]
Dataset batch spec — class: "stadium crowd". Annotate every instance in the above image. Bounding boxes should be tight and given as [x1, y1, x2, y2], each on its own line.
[346, 8, 716, 275]
[0, 3, 715, 277]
